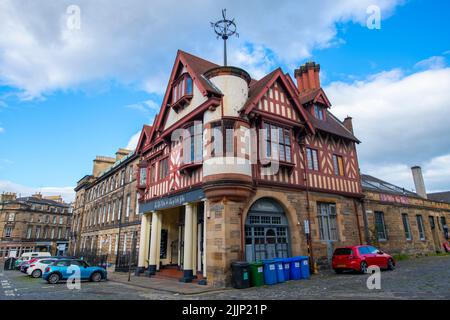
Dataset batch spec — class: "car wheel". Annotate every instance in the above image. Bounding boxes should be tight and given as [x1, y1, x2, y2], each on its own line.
[387, 258, 395, 271]
[360, 261, 368, 274]
[31, 269, 42, 278]
[90, 272, 102, 282]
[334, 269, 343, 274]
[48, 273, 60, 284]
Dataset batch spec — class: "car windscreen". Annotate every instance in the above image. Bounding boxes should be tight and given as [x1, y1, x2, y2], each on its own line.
[334, 248, 353, 255]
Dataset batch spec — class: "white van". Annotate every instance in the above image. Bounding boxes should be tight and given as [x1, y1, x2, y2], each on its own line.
[20, 252, 51, 261]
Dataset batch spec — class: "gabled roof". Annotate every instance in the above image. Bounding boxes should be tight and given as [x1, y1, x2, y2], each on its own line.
[179, 51, 222, 96]
[136, 125, 153, 154]
[150, 50, 223, 142]
[310, 111, 360, 143]
[427, 191, 450, 204]
[241, 68, 315, 133]
[298, 88, 329, 105]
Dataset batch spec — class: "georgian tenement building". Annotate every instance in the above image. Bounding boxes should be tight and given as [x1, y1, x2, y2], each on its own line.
[134, 50, 366, 287]
[70, 148, 141, 269]
[362, 173, 450, 255]
[0, 193, 72, 259]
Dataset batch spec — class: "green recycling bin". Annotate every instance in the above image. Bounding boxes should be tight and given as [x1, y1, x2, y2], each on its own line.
[249, 262, 264, 287]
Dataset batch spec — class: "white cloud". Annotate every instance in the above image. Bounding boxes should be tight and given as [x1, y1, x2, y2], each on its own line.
[126, 131, 141, 151]
[126, 99, 160, 114]
[414, 56, 446, 70]
[0, 127, 4, 134]
[0, 0, 402, 98]
[326, 58, 450, 192]
[0, 180, 75, 203]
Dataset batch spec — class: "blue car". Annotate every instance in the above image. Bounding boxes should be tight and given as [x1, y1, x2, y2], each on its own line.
[43, 259, 107, 284]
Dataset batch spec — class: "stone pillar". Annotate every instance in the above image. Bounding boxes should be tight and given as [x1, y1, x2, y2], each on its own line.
[136, 213, 149, 275]
[180, 203, 194, 282]
[192, 203, 198, 276]
[203, 201, 207, 278]
[155, 212, 162, 271]
[147, 211, 160, 276]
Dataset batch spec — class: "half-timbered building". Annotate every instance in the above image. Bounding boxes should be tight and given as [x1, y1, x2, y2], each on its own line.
[135, 50, 365, 287]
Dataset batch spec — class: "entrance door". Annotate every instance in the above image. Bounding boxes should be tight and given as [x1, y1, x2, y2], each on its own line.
[245, 198, 290, 262]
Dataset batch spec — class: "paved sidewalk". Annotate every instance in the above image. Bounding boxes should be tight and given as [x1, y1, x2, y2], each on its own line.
[108, 272, 229, 295]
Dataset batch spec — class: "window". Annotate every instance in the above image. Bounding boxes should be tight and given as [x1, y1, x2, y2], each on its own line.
[121, 170, 125, 186]
[333, 154, 344, 176]
[139, 167, 147, 186]
[8, 213, 15, 222]
[306, 148, 319, 171]
[335, 248, 353, 255]
[402, 214, 412, 240]
[263, 123, 292, 162]
[183, 123, 203, 163]
[111, 201, 116, 222]
[416, 215, 425, 240]
[428, 216, 435, 230]
[172, 73, 193, 104]
[50, 228, 55, 239]
[52, 216, 57, 224]
[59, 217, 64, 225]
[118, 199, 123, 220]
[314, 104, 324, 120]
[123, 233, 128, 254]
[159, 158, 169, 180]
[374, 211, 387, 241]
[35, 227, 41, 239]
[5, 227, 13, 238]
[317, 203, 338, 241]
[45, 215, 50, 223]
[26, 226, 32, 239]
[136, 192, 139, 216]
[102, 205, 106, 224]
[129, 166, 133, 182]
[107, 203, 111, 222]
[125, 195, 131, 218]
[57, 227, 62, 239]
[358, 247, 370, 255]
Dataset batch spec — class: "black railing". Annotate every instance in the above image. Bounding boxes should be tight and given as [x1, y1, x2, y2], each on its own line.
[76, 250, 108, 269]
[115, 251, 138, 272]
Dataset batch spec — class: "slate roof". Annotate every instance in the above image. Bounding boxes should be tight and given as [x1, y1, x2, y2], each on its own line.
[427, 191, 450, 204]
[15, 197, 70, 207]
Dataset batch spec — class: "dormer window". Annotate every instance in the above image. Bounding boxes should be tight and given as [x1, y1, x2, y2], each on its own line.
[314, 104, 325, 120]
[171, 73, 193, 112]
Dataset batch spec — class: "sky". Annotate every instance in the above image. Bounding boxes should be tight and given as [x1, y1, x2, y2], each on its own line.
[0, 0, 449, 202]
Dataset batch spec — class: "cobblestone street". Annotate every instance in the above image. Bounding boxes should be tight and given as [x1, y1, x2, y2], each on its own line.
[1, 255, 449, 300]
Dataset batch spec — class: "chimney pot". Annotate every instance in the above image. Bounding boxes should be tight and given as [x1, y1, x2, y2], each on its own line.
[295, 61, 321, 94]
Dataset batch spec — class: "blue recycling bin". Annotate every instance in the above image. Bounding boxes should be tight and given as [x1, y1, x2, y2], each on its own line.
[273, 258, 285, 283]
[262, 260, 277, 285]
[282, 258, 290, 280]
[289, 257, 302, 280]
[299, 256, 310, 279]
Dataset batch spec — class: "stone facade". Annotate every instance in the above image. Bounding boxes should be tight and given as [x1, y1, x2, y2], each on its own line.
[363, 190, 450, 256]
[0, 193, 72, 259]
[70, 148, 141, 269]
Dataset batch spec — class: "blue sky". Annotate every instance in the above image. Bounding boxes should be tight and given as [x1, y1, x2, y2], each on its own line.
[1, 0, 449, 201]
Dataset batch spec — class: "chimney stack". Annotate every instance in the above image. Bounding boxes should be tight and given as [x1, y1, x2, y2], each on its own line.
[411, 166, 427, 199]
[93, 156, 116, 177]
[343, 117, 354, 134]
[116, 148, 131, 161]
[294, 61, 321, 94]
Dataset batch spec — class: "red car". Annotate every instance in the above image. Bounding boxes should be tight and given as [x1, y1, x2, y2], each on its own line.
[332, 245, 396, 274]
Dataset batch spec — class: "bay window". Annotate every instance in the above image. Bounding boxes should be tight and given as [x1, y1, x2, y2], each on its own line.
[172, 73, 194, 112]
[333, 154, 344, 176]
[183, 123, 203, 164]
[263, 123, 292, 163]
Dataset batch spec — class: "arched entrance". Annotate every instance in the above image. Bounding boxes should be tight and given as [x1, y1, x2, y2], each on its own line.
[245, 198, 290, 262]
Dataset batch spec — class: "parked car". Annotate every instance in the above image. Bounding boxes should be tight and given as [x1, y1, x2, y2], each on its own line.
[26, 258, 59, 278]
[19, 256, 68, 273]
[332, 245, 396, 274]
[15, 252, 52, 269]
[43, 259, 107, 284]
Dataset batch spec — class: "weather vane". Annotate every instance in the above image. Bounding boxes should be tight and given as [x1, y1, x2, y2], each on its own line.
[211, 9, 239, 66]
